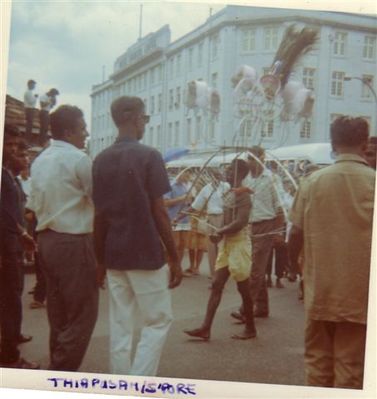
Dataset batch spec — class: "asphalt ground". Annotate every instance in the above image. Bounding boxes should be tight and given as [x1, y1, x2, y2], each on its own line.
[19, 254, 305, 386]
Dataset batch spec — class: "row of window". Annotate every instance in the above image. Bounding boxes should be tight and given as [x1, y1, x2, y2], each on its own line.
[141, 116, 218, 149]
[143, 125, 162, 148]
[113, 67, 375, 114]
[167, 33, 221, 78]
[142, 72, 219, 114]
[241, 26, 280, 52]
[332, 32, 375, 60]
[241, 27, 376, 61]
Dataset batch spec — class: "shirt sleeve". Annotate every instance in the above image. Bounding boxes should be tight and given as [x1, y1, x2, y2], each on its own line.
[75, 155, 93, 199]
[146, 150, 171, 200]
[191, 185, 208, 211]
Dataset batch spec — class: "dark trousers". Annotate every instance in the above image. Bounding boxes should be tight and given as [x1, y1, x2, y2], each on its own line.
[32, 252, 46, 303]
[0, 237, 24, 364]
[39, 110, 50, 145]
[249, 218, 276, 314]
[266, 241, 289, 279]
[38, 230, 99, 371]
[25, 108, 35, 139]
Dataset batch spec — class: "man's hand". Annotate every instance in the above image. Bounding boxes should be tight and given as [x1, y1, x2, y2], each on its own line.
[168, 260, 182, 289]
[209, 230, 222, 244]
[20, 233, 36, 253]
[96, 263, 106, 289]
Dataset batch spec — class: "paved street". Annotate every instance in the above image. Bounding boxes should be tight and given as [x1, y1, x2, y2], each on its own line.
[20, 255, 305, 386]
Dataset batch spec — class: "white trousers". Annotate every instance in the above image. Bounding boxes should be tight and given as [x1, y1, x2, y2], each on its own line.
[107, 265, 173, 376]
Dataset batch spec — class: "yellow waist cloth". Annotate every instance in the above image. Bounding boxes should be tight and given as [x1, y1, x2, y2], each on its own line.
[215, 227, 251, 282]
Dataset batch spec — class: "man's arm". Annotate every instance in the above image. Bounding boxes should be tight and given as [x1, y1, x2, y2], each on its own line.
[287, 182, 307, 275]
[93, 212, 108, 288]
[151, 197, 182, 289]
[75, 156, 93, 199]
[287, 225, 304, 275]
[164, 194, 187, 208]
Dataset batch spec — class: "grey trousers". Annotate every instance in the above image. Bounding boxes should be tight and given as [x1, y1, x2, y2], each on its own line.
[249, 218, 276, 314]
[38, 230, 99, 371]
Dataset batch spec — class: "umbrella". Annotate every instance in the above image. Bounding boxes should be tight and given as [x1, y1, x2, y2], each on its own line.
[163, 147, 189, 163]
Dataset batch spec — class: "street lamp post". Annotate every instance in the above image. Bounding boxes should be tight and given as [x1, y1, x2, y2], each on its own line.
[344, 76, 377, 103]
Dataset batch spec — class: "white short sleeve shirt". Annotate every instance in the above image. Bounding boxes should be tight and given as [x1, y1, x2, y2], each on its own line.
[191, 181, 230, 214]
[27, 140, 94, 234]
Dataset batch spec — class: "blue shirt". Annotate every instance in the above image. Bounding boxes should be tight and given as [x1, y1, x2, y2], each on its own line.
[164, 180, 189, 223]
[92, 137, 171, 271]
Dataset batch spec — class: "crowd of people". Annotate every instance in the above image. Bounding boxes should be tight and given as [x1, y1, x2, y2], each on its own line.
[0, 94, 375, 390]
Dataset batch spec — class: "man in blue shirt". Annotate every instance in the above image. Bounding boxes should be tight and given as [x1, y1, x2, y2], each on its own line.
[164, 170, 191, 267]
[93, 96, 182, 376]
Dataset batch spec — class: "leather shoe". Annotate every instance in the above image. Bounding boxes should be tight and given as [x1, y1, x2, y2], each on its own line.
[17, 334, 33, 344]
[0, 357, 40, 369]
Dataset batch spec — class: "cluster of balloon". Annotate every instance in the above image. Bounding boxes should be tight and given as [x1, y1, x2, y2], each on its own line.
[231, 25, 318, 126]
[183, 80, 221, 119]
[232, 63, 315, 123]
[231, 65, 258, 116]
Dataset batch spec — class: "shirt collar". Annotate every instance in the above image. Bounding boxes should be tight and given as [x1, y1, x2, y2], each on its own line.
[115, 136, 138, 144]
[335, 153, 369, 166]
[50, 140, 80, 152]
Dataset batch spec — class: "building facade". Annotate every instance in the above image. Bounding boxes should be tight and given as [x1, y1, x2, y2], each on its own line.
[90, 5, 377, 158]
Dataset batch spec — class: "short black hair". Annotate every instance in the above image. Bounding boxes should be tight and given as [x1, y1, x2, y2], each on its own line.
[330, 116, 369, 147]
[231, 159, 249, 180]
[111, 96, 144, 127]
[247, 145, 265, 160]
[50, 105, 84, 140]
[48, 88, 59, 96]
[27, 79, 36, 87]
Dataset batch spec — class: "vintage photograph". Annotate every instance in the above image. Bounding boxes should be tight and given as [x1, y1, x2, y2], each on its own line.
[1, 1, 376, 398]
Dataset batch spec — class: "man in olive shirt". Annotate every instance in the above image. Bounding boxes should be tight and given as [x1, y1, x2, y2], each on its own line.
[93, 96, 182, 376]
[289, 116, 375, 389]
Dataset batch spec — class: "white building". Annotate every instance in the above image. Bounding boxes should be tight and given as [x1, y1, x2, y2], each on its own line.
[90, 5, 377, 158]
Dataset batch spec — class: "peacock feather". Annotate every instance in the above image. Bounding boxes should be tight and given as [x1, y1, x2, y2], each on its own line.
[272, 24, 319, 88]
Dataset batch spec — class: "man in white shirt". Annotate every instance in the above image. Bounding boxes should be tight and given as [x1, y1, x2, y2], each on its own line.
[39, 88, 59, 146]
[27, 105, 98, 371]
[191, 171, 230, 277]
[23, 79, 38, 140]
[231, 146, 285, 320]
